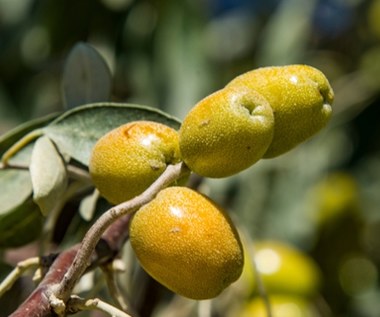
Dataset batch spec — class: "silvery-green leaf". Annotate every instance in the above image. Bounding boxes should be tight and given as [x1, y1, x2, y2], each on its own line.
[0, 143, 34, 216]
[30, 136, 68, 216]
[44, 102, 181, 166]
[62, 42, 112, 109]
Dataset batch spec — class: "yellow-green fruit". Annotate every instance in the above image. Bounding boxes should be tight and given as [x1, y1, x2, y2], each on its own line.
[129, 186, 244, 299]
[243, 241, 321, 297]
[89, 121, 181, 205]
[239, 295, 320, 317]
[179, 87, 274, 178]
[309, 172, 360, 227]
[226, 65, 334, 158]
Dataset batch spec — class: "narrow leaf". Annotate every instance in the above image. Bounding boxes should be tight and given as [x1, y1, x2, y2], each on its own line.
[30, 136, 68, 216]
[44, 102, 181, 166]
[62, 42, 112, 109]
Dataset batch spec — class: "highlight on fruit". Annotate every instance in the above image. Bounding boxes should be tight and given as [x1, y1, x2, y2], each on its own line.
[129, 186, 244, 299]
[89, 120, 182, 204]
[226, 64, 334, 158]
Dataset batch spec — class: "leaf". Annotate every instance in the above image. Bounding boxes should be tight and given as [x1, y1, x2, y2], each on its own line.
[62, 42, 112, 109]
[0, 112, 59, 156]
[43, 102, 181, 166]
[30, 136, 68, 216]
[79, 189, 100, 221]
[0, 143, 34, 215]
[0, 197, 43, 248]
[0, 169, 32, 215]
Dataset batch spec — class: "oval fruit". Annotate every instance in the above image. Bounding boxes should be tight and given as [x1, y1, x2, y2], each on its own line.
[179, 86, 274, 178]
[89, 121, 181, 204]
[129, 186, 244, 299]
[243, 240, 321, 297]
[239, 295, 320, 317]
[226, 65, 334, 158]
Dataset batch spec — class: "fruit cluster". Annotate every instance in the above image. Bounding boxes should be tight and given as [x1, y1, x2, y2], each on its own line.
[89, 65, 333, 300]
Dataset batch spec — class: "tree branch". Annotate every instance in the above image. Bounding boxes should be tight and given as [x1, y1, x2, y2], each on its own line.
[8, 162, 189, 317]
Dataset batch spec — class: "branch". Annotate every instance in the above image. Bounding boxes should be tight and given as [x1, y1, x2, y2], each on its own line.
[7, 162, 189, 316]
[55, 162, 189, 300]
[0, 257, 40, 297]
[67, 295, 133, 317]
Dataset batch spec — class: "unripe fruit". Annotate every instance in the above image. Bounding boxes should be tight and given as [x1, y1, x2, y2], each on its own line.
[89, 121, 181, 205]
[129, 186, 244, 299]
[179, 87, 274, 178]
[239, 295, 320, 317]
[243, 241, 321, 297]
[226, 65, 334, 158]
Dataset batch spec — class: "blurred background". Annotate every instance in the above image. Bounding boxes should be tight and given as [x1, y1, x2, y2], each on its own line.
[1, 0, 380, 316]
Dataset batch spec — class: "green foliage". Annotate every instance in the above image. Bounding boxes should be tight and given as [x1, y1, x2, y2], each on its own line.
[1, 1, 380, 316]
[43, 103, 181, 166]
[0, 103, 180, 248]
[62, 43, 112, 109]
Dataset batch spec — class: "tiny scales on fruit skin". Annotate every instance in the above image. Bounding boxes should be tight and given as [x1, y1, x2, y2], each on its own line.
[179, 86, 274, 178]
[226, 64, 334, 158]
[129, 187, 244, 300]
[89, 121, 182, 205]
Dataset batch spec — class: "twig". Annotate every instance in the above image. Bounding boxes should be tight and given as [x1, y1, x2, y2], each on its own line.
[55, 162, 189, 300]
[6, 162, 189, 316]
[1, 129, 43, 165]
[101, 262, 129, 311]
[67, 295, 133, 317]
[239, 226, 272, 317]
[198, 300, 212, 317]
[0, 257, 40, 297]
[249, 242, 272, 317]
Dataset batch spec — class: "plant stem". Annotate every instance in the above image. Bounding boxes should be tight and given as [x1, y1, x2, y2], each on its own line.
[0, 257, 40, 297]
[239, 226, 272, 317]
[55, 162, 189, 300]
[1, 129, 43, 165]
[67, 296, 133, 317]
[101, 263, 129, 312]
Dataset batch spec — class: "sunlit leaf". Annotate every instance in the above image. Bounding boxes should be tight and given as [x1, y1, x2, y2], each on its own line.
[30, 136, 68, 216]
[62, 42, 112, 109]
[43, 102, 181, 166]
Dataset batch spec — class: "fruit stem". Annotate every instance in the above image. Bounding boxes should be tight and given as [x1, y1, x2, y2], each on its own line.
[53, 162, 190, 301]
[1, 129, 44, 165]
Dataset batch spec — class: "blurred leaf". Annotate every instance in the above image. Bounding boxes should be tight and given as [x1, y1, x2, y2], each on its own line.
[0, 197, 43, 248]
[43, 102, 181, 166]
[256, 0, 317, 65]
[79, 189, 99, 221]
[30, 136, 68, 216]
[62, 42, 112, 109]
[0, 112, 59, 156]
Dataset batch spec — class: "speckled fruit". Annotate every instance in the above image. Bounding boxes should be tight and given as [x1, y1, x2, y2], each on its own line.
[239, 295, 320, 317]
[243, 241, 321, 297]
[129, 186, 244, 299]
[226, 65, 334, 158]
[89, 121, 182, 205]
[179, 86, 274, 178]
